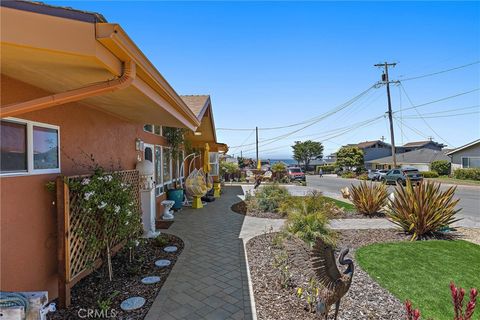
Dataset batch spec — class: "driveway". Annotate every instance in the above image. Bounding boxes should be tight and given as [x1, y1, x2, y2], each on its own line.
[307, 175, 480, 228]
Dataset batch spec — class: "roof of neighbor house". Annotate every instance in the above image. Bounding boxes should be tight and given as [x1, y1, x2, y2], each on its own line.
[402, 140, 445, 148]
[446, 139, 480, 155]
[180, 95, 211, 120]
[366, 148, 450, 164]
[348, 140, 391, 149]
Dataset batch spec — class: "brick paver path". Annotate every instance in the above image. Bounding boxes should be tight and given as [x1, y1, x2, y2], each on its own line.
[145, 186, 282, 320]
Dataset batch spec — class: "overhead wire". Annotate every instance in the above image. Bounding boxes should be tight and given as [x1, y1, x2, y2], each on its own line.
[399, 60, 480, 82]
[399, 82, 452, 146]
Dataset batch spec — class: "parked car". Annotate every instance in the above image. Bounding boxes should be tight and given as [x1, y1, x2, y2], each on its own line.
[381, 167, 423, 185]
[287, 167, 306, 181]
[368, 169, 389, 181]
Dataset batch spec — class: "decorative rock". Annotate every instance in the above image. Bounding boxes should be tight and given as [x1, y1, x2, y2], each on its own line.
[155, 259, 171, 268]
[120, 297, 145, 311]
[141, 276, 161, 284]
[163, 246, 177, 253]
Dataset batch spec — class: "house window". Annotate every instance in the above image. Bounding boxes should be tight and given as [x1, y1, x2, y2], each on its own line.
[462, 157, 480, 168]
[1, 118, 60, 175]
[209, 152, 219, 176]
[144, 124, 162, 136]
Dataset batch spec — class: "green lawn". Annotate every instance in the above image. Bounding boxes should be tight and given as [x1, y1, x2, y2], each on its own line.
[426, 176, 480, 186]
[323, 196, 355, 211]
[356, 240, 480, 319]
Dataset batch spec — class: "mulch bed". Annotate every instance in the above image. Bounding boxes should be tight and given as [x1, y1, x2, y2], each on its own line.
[332, 210, 386, 219]
[48, 233, 183, 320]
[230, 201, 285, 219]
[246, 229, 410, 320]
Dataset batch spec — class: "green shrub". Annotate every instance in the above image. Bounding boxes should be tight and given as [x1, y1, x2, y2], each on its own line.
[387, 180, 461, 240]
[453, 168, 480, 181]
[271, 162, 287, 173]
[286, 211, 335, 246]
[357, 173, 368, 180]
[248, 184, 289, 213]
[349, 181, 388, 215]
[278, 192, 339, 218]
[431, 160, 451, 176]
[341, 171, 356, 179]
[422, 170, 440, 178]
[317, 164, 336, 173]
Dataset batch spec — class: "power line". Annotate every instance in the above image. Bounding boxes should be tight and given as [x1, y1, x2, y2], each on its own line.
[399, 60, 480, 82]
[399, 82, 452, 146]
[402, 111, 479, 119]
[393, 116, 430, 140]
[393, 88, 480, 113]
[218, 84, 376, 132]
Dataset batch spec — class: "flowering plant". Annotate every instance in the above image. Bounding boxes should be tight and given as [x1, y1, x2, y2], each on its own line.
[405, 282, 477, 320]
[69, 167, 142, 281]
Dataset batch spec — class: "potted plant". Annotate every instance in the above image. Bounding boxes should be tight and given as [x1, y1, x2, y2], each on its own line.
[163, 127, 186, 209]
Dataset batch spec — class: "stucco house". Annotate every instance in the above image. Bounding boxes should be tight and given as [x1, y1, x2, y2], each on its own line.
[0, 1, 224, 302]
[446, 139, 480, 170]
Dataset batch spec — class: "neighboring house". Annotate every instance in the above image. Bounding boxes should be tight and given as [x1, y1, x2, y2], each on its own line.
[366, 148, 451, 171]
[345, 140, 392, 169]
[0, 1, 223, 301]
[399, 140, 445, 153]
[446, 139, 480, 171]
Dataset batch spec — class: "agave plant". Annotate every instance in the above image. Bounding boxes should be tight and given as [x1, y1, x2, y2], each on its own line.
[387, 180, 461, 240]
[349, 181, 388, 215]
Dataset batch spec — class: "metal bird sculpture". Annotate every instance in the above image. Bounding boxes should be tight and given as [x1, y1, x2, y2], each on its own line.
[286, 237, 354, 319]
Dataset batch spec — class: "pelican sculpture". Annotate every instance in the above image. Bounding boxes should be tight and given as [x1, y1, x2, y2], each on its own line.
[286, 237, 354, 319]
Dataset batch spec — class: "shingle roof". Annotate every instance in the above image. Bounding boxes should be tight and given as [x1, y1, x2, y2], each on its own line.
[180, 95, 210, 119]
[446, 139, 480, 155]
[402, 140, 445, 148]
[366, 148, 450, 164]
[348, 140, 390, 149]
[1, 0, 107, 23]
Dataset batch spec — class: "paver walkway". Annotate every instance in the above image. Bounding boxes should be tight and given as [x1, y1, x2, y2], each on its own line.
[145, 186, 282, 320]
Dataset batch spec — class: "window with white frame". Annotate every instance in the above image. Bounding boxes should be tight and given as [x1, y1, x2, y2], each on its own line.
[209, 152, 219, 176]
[143, 124, 162, 136]
[462, 157, 480, 168]
[1, 118, 60, 175]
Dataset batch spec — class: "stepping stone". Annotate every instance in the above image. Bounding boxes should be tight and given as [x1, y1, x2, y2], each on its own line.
[155, 259, 171, 268]
[120, 297, 145, 311]
[141, 276, 161, 284]
[163, 246, 177, 253]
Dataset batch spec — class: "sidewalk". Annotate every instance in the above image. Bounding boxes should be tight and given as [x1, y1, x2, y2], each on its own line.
[145, 186, 282, 320]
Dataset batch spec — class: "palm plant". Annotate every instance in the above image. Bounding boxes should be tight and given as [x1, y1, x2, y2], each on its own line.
[349, 181, 388, 215]
[387, 180, 461, 240]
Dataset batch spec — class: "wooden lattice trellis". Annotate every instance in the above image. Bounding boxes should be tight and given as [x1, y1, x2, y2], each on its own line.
[56, 170, 140, 308]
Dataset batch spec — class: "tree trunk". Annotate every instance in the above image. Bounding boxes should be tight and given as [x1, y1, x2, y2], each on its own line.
[106, 242, 113, 281]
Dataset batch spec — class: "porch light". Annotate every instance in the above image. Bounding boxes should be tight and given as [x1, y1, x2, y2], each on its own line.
[194, 131, 202, 136]
[136, 138, 144, 151]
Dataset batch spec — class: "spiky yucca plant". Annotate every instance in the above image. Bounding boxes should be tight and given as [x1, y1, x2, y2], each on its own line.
[349, 181, 388, 215]
[387, 180, 461, 240]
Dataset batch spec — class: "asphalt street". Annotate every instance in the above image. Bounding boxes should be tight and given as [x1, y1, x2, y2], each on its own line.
[307, 175, 480, 228]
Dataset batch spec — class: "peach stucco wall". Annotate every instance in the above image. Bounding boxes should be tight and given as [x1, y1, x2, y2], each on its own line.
[0, 75, 169, 300]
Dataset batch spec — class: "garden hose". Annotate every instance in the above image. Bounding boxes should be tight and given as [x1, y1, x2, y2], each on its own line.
[0, 292, 29, 319]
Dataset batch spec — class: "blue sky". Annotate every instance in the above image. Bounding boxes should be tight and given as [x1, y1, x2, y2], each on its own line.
[49, 1, 480, 158]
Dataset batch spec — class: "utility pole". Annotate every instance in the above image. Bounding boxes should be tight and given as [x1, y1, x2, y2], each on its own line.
[375, 62, 397, 168]
[240, 150, 243, 159]
[255, 126, 259, 165]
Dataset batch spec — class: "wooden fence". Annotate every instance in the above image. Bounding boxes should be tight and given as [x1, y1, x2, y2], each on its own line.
[56, 170, 140, 308]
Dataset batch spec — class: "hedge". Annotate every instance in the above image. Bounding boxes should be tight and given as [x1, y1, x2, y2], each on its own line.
[421, 171, 439, 178]
[453, 168, 480, 181]
[431, 160, 451, 176]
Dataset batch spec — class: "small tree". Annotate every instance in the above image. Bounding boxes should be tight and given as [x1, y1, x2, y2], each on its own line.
[336, 146, 364, 170]
[291, 140, 324, 171]
[220, 161, 239, 181]
[431, 160, 451, 176]
[271, 162, 287, 181]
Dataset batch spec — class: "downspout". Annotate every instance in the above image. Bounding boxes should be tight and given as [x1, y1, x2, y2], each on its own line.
[0, 60, 136, 118]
